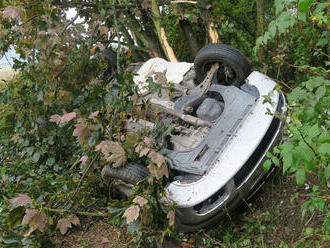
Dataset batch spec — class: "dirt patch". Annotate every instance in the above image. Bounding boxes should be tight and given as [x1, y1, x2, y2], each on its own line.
[53, 218, 135, 248]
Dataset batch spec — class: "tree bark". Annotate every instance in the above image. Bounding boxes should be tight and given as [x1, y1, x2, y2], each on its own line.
[126, 14, 163, 58]
[256, 0, 264, 61]
[208, 21, 220, 43]
[150, 0, 178, 62]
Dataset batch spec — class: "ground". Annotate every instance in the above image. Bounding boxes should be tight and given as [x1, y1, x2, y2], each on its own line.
[52, 171, 329, 248]
[53, 219, 135, 248]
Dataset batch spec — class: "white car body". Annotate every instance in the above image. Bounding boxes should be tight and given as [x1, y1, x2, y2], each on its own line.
[133, 59, 285, 231]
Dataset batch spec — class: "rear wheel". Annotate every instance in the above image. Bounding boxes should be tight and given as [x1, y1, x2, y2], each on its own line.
[194, 44, 251, 86]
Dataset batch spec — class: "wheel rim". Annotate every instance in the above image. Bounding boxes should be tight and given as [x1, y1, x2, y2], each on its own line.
[202, 62, 237, 86]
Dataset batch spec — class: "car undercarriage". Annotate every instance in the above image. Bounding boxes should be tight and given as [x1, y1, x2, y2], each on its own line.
[101, 44, 286, 232]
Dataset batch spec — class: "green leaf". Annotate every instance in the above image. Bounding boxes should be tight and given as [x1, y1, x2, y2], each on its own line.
[268, 21, 277, 37]
[305, 160, 317, 172]
[312, 185, 319, 192]
[273, 146, 280, 154]
[318, 143, 330, 155]
[279, 142, 294, 153]
[315, 85, 326, 99]
[313, 3, 328, 15]
[277, 12, 295, 35]
[256, 36, 264, 48]
[46, 157, 55, 166]
[306, 124, 321, 139]
[309, 197, 326, 212]
[263, 31, 271, 43]
[275, 0, 285, 15]
[305, 227, 314, 235]
[2, 236, 21, 245]
[32, 152, 41, 163]
[127, 220, 140, 234]
[263, 159, 272, 172]
[298, 0, 315, 13]
[295, 168, 306, 186]
[272, 156, 280, 167]
[303, 77, 323, 91]
[295, 143, 315, 162]
[123, 132, 139, 150]
[322, 215, 330, 234]
[297, 12, 307, 22]
[282, 153, 293, 174]
[26, 147, 34, 156]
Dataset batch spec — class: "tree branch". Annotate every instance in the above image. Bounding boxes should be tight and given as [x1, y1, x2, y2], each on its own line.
[269, 76, 293, 91]
[44, 207, 108, 217]
[271, 52, 325, 77]
[293, 121, 318, 157]
[18, 15, 38, 27]
[61, 7, 82, 35]
[68, 154, 99, 204]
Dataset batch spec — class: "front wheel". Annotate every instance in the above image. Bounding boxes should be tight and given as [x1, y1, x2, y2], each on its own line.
[194, 44, 251, 87]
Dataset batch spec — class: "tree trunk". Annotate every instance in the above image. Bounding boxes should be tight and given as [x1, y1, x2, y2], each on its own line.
[126, 14, 163, 58]
[120, 25, 148, 61]
[150, 0, 178, 62]
[256, 0, 264, 61]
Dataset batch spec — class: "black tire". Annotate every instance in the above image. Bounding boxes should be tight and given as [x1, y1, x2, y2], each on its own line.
[194, 44, 251, 86]
[101, 163, 149, 185]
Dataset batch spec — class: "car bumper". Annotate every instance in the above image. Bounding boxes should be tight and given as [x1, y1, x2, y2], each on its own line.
[176, 94, 285, 232]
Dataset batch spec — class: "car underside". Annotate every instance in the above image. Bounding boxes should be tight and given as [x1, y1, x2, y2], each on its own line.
[101, 44, 286, 232]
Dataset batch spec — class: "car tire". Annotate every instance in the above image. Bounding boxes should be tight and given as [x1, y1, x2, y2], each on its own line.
[101, 163, 149, 185]
[194, 44, 251, 86]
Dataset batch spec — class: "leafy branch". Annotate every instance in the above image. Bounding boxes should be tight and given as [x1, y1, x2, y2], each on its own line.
[271, 53, 326, 77]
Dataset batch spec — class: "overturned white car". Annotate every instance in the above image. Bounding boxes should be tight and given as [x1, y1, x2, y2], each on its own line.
[101, 44, 286, 232]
